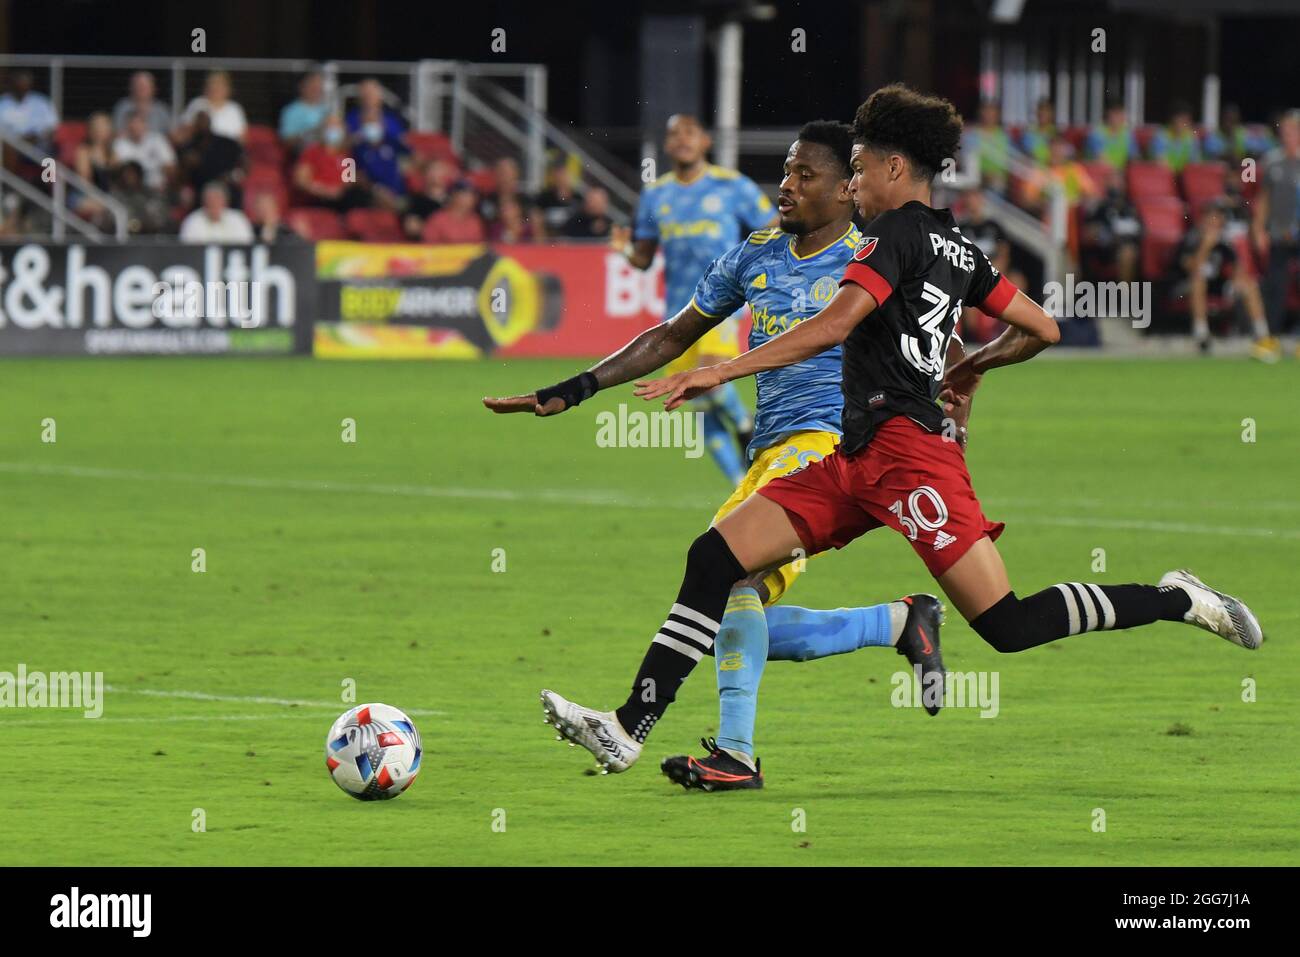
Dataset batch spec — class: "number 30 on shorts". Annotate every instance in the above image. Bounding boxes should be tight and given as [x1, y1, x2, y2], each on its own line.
[889, 485, 950, 540]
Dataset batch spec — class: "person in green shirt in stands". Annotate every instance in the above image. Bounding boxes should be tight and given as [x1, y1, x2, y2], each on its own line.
[1151, 100, 1203, 174]
[966, 100, 1011, 192]
[1018, 97, 1057, 166]
[1086, 100, 1139, 170]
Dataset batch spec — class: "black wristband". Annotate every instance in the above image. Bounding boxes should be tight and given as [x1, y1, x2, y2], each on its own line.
[536, 371, 598, 409]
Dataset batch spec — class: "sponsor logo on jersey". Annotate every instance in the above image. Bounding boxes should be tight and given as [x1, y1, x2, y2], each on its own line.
[853, 236, 879, 261]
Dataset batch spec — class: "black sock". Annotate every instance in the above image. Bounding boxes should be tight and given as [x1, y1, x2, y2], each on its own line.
[971, 582, 1191, 653]
[614, 528, 746, 742]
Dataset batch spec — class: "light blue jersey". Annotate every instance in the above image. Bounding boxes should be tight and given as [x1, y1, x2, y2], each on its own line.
[691, 223, 861, 459]
[633, 165, 774, 316]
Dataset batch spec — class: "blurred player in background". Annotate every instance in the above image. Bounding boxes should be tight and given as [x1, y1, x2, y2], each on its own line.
[1252, 109, 1300, 360]
[487, 122, 956, 790]
[610, 114, 778, 484]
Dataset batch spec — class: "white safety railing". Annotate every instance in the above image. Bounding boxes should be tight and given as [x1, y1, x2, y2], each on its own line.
[0, 127, 127, 241]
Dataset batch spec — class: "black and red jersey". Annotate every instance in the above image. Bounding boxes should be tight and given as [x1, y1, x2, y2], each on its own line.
[838, 200, 1017, 453]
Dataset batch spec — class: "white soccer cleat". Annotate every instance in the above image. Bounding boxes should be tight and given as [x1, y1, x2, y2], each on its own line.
[540, 689, 642, 773]
[1160, 569, 1263, 650]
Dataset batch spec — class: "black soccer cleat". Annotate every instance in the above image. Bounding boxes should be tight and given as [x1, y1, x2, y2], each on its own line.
[661, 737, 763, 792]
[895, 593, 946, 716]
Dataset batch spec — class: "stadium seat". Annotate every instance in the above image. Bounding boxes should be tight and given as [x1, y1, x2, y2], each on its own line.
[1081, 161, 1113, 191]
[1135, 196, 1187, 279]
[53, 120, 86, 165]
[467, 168, 497, 194]
[407, 131, 457, 164]
[344, 207, 405, 242]
[1134, 124, 1157, 156]
[286, 206, 346, 241]
[1062, 125, 1088, 153]
[1181, 162, 1227, 218]
[243, 164, 289, 219]
[244, 125, 285, 168]
[1126, 161, 1178, 202]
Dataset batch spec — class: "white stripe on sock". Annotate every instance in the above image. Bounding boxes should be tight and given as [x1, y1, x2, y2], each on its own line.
[1087, 584, 1116, 630]
[670, 602, 720, 633]
[1055, 583, 1081, 635]
[652, 633, 705, 661]
[660, 618, 714, 650]
[1071, 582, 1097, 632]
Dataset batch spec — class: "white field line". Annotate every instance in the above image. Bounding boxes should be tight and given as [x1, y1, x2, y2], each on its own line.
[102, 685, 447, 717]
[1, 713, 276, 726]
[2, 460, 1297, 540]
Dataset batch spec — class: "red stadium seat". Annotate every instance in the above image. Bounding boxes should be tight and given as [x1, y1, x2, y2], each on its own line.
[245, 125, 284, 166]
[467, 168, 497, 194]
[53, 120, 86, 165]
[1062, 125, 1088, 153]
[1134, 124, 1157, 156]
[1126, 161, 1177, 201]
[1181, 162, 1227, 219]
[1135, 196, 1187, 279]
[286, 206, 346, 241]
[242, 165, 289, 219]
[344, 207, 405, 242]
[407, 131, 457, 164]
[1081, 161, 1114, 192]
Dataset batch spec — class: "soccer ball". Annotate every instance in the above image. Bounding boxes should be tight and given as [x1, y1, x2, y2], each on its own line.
[325, 703, 422, 800]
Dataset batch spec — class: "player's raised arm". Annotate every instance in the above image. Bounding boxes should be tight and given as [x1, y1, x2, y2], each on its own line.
[481, 302, 722, 416]
[634, 282, 876, 410]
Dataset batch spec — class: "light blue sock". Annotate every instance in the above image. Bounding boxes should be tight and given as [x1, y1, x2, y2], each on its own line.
[698, 405, 745, 484]
[713, 381, 753, 434]
[765, 604, 894, 661]
[715, 587, 767, 758]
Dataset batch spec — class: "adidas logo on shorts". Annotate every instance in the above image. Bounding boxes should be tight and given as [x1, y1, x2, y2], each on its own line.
[933, 530, 958, 551]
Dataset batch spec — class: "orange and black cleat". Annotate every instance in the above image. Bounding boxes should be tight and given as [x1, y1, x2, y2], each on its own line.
[661, 737, 763, 791]
[896, 593, 946, 715]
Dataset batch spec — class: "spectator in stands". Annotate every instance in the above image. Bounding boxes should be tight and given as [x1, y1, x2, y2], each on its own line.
[1018, 97, 1057, 166]
[1024, 136, 1101, 214]
[177, 110, 245, 208]
[345, 78, 408, 209]
[113, 109, 176, 192]
[403, 156, 456, 239]
[958, 188, 1010, 273]
[1150, 100, 1203, 174]
[422, 181, 485, 243]
[964, 99, 1010, 193]
[251, 191, 288, 243]
[1086, 100, 1139, 170]
[74, 112, 116, 193]
[1251, 109, 1300, 360]
[112, 71, 170, 135]
[180, 181, 253, 243]
[111, 160, 171, 235]
[1178, 198, 1271, 356]
[534, 158, 580, 237]
[479, 156, 534, 221]
[0, 69, 58, 150]
[488, 195, 534, 243]
[293, 114, 370, 211]
[563, 185, 613, 239]
[279, 71, 330, 153]
[1204, 103, 1273, 166]
[1082, 165, 1142, 285]
[179, 71, 247, 143]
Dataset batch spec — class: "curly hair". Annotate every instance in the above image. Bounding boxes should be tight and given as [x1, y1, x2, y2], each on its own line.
[796, 120, 854, 178]
[852, 84, 963, 181]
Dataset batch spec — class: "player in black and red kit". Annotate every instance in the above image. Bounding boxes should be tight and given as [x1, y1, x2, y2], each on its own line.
[538, 85, 1263, 779]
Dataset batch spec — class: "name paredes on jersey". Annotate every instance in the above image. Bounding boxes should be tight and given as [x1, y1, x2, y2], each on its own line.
[929, 232, 977, 273]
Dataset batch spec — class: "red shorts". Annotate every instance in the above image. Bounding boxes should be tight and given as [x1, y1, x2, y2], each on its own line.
[756, 416, 1005, 578]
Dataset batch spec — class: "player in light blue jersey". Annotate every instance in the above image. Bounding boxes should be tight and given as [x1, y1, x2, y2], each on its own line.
[487, 123, 971, 789]
[611, 114, 776, 485]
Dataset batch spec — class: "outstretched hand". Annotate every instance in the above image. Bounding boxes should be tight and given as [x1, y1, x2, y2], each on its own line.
[481, 393, 569, 416]
[633, 366, 725, 411]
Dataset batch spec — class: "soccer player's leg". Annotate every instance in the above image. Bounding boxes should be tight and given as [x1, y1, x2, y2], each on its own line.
[855, 418, 1263, 656]
[666, 338, 746, 484]
[542, 491, 810, 774]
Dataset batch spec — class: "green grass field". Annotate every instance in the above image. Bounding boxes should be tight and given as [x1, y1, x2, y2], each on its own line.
[0, 356, 1296, 866]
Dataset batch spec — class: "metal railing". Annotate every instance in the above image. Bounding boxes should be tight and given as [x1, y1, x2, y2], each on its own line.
[0, 128, 127, 241]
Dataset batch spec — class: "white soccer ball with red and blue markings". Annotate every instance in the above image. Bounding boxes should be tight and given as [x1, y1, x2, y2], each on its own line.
[325, 703, 422, 800]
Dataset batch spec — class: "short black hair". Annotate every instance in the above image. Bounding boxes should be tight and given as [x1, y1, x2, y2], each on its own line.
[795, 120, 853, 178]
[852, 84, 962, 182]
